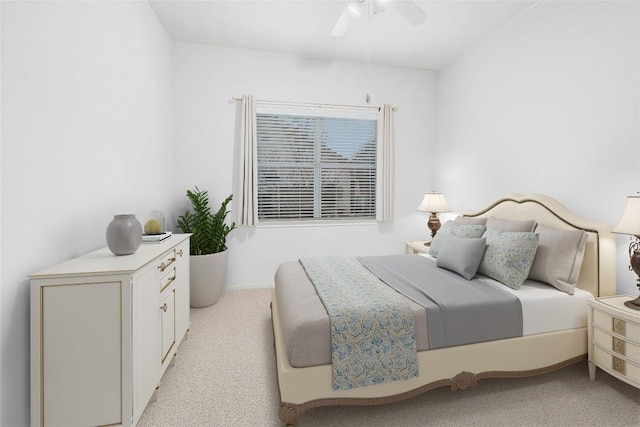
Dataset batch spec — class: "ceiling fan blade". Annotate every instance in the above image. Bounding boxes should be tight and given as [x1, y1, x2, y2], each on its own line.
[331, 1, 363, 38]
[393, 0, 428, 27]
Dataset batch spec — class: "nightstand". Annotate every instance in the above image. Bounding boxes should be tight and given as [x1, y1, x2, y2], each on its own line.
[587, 295, 640, 389]
[405, 240, 431, 255]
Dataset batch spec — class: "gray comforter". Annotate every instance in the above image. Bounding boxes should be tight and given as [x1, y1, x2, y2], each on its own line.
[359, 255, 523, 349]
[275, 255, 523, 368]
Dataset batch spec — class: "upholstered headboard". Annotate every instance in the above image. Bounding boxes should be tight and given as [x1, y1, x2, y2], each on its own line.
[462, 194, 616, 297]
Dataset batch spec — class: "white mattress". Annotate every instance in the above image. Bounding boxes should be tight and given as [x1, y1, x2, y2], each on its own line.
[479, 276, 594, 335]
[420, 253, 594, 336]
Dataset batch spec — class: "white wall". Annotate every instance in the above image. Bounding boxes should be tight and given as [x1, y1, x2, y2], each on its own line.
[0, 1, 3, 421]
[171, 44, 436, 287]
[1, 2, 173, 424]
[436, 1, 640, 295]
[2, 1, 636, 424]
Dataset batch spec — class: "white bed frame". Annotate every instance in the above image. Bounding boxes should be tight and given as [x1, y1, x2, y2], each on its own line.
[271, 194, 617, 426]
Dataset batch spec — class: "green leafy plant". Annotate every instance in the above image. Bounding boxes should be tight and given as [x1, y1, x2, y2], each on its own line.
[177, 187, 236, 255]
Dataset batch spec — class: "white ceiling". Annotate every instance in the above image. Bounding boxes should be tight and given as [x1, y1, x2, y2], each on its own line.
[149, 0, 539, 70]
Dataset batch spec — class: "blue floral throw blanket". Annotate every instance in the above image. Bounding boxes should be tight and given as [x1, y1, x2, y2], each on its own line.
[299, 257, 419, 390]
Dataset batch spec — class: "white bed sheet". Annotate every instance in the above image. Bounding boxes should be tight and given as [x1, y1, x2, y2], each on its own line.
[479, 276, 594, 335]
[421, 254, 594, 336]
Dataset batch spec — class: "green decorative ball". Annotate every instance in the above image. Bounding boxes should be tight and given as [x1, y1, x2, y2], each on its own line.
[144, 219, 162, 235]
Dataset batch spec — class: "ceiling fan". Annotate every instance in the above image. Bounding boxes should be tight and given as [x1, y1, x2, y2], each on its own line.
[331, 0, 428, 38]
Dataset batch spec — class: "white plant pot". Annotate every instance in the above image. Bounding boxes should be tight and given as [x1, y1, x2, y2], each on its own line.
[189, 249, 229, 307]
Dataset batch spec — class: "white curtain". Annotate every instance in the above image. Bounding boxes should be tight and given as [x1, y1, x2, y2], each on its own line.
[235, 94, 258, 226]
[376, 104, 395, 222]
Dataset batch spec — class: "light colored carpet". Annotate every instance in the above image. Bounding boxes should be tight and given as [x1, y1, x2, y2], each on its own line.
[138, 288, 640, 427]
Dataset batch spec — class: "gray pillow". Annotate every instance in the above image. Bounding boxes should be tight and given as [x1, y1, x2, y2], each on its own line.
[454, 216, 487, 225]
[486, 216, 537, 232]
[528, 224, 588, 295]
[436, 234, 487, 280]
[478, 228, 540, 289]
[429, 221, 487, 258]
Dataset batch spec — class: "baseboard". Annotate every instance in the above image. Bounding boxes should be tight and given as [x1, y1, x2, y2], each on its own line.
[225, 282, 274, 292]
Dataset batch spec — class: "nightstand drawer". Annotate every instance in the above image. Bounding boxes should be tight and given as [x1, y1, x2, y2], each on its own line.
[593, 328, 640, 359]
[593, 309, 640, 341]
[593, 345, 640, 383]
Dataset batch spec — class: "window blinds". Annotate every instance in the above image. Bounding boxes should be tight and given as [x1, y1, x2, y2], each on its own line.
[256, 106, 378, 222]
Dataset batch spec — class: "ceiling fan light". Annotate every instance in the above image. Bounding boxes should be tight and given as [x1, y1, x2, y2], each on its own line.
[371, 0, 386, 14]
[347, 3, 362, 16]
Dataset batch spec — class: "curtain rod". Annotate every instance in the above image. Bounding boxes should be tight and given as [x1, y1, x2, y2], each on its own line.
[229, 97, 396, 112]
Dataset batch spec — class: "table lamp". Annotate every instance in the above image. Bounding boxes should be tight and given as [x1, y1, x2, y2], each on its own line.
[417, 192, 452, 243]
[613, 194, 640, 310]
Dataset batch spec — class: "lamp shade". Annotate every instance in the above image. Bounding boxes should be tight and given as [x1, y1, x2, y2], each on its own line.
[417, 192, 452, 213]
[613, 195, 640, 236]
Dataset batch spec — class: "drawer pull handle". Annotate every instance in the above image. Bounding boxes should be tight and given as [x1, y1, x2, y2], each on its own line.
[160, 270, 177, 293]
[613, 337, 626, 355]
[613, 318, 626, 335]
[177, 249, 184, 257]
[161, 303, 168, 312]
[612, 356, 626, 375]
[166, 272, 176, 286]
[158, 252, 177, 272]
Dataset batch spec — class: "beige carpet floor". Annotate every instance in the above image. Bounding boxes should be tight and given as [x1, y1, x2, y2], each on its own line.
[138, 288, 640, 427]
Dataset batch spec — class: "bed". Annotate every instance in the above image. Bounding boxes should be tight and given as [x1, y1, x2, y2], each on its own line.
[271, 194, 617, 426]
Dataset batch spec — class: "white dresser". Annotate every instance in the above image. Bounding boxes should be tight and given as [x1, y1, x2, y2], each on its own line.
[29, 234, 191, 427]
[587, 295, 640, 389]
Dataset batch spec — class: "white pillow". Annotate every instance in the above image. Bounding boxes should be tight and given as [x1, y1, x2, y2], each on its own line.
[486, 216, 537, 232]
[528, 224, 588, 295]
[454, 216, 487, 225]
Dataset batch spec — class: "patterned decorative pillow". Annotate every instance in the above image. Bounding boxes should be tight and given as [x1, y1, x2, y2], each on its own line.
[436, 234, 487, 280]
[528, 224, 588, 295]
[429, 221, 487, 258]
[486, 216, 537, 232]
[478, 228, 540, 289]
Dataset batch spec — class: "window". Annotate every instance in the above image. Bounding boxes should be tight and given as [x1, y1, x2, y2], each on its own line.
[256, 104, 378, 222]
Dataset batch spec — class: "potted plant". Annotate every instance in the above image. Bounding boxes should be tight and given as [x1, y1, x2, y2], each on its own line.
[177, 187, 236, 307]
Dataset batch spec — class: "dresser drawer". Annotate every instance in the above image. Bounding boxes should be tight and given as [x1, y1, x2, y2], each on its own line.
[160, 267, 177, 293]
[593, 345, 640, 384]
[157, 248, 178, 274]
[593, 328, 640, 360]
[593, 309, 640, 342]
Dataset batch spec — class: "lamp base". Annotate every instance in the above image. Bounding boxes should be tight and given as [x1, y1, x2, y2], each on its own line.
[624, 244, 640, 311]
[624, 294, 640, 311]
[427, 213, 441, 238]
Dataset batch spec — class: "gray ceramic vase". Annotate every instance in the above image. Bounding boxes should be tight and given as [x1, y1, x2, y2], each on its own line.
[106, 214, 143, 255]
